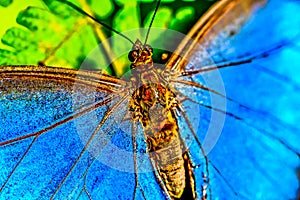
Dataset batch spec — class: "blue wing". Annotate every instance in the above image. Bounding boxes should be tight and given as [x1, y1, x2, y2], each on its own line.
[171, 0, 300, 199]
[0, 66, 171, 199]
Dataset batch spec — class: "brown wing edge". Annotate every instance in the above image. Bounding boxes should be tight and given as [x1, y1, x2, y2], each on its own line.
[165, 0, 267, 73]
[0, 65, 125, 93]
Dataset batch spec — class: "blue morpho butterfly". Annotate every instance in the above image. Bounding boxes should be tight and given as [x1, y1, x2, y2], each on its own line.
[0, 0, 300, 199]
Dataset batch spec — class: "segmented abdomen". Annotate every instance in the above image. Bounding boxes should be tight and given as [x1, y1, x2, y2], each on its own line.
[130, 82, 194, 199]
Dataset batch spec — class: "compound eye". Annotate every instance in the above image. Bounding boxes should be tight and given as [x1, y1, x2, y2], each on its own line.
[145, 44, 153, 53]
[128, 50, 138, 62]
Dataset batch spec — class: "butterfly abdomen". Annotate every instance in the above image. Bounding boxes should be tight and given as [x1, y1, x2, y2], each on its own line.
[130, 80, 196, 199]
[147, 129, 191, 199]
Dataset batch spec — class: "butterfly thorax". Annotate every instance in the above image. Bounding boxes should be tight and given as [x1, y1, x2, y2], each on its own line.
[128, 39, 196, 199]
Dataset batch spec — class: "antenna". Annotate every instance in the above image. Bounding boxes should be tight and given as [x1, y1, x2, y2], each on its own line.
[56, 0, 135, 45]
[144, 0, 161, 46]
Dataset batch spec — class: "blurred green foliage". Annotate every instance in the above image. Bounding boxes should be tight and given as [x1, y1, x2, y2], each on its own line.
[0, 0, 217, 76]
[0, 0, 13, 7]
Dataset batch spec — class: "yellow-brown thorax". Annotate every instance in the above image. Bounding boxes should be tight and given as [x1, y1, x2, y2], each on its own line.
[128, 39, 195, 199]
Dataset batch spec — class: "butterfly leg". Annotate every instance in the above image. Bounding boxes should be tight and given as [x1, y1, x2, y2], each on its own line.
[131, 123, 148, 200]
[177, 105, 212, 200]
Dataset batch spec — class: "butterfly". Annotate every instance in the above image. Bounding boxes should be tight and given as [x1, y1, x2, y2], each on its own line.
[0, 0, 300, 199]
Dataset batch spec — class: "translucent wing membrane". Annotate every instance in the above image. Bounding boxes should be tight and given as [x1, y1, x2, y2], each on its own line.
[0, 66, 131, 199]
[0, 66, 168, 199]
[166, 0, 266, 73]
[168, 0, 300, 199]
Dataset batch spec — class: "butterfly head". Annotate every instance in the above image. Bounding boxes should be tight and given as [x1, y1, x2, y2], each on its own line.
[128, 39, 153, 70]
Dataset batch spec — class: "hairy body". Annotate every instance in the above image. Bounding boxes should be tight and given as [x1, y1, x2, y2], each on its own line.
[128, 40, 196, 199]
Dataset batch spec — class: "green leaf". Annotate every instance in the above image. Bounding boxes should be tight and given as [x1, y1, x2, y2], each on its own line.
[88, 0, 113, 18]
[0, 0, 13, 7]
[169, 6, 195, 32]
[0, 0, 217, 76]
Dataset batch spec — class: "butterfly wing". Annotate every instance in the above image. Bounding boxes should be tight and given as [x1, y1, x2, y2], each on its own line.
[0, 66, 127, 199]
[1, 0, 300, 199]
[167, 0, 300, 199]
[0, 66, 175, 199]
